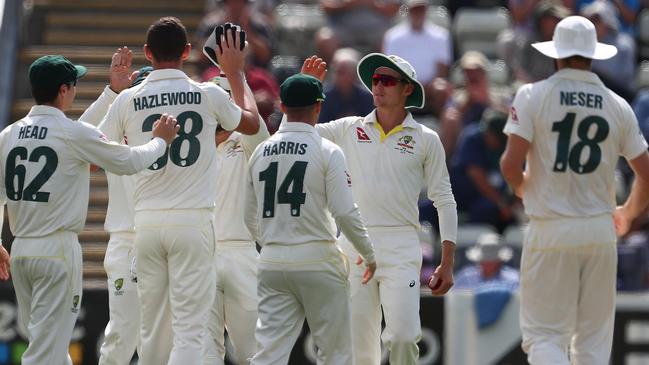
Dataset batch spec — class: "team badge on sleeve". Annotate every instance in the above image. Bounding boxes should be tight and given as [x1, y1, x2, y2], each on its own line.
[510, 106, 519, 124]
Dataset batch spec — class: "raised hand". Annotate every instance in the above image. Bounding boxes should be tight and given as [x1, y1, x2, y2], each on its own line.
[109, 46, 135, 93]
[216, 25, 247, 77]
[301, 55, 327, 82]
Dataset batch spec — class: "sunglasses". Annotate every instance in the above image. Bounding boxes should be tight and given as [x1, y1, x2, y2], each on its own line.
[371, 73, 407, 87]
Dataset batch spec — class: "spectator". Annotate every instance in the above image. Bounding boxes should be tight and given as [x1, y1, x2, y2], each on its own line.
[582, 0, 636, 100]
[315, 0, 401, 63]
[318, 48, 374, 123]
[197, 0, 275, 68]
[617, 226, 649, 291]
[508, 0, 574, 34]
[383, 0, 452, 115]
[450, 109, 518, 233]
[499, 1, 571, 83]
[439, 51, 509, 157]
[571, 0, 640, 34]
[454, 232, 519, 290]
[632, 89, 649, 142]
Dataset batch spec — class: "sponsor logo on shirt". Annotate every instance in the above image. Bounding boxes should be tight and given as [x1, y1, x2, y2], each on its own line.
[510, 106, 518, 124]
[356, 127, 371, 143]
[395, 135, 415, 154]
[409, 280, 416, 287]
[345, 171, 352, 187]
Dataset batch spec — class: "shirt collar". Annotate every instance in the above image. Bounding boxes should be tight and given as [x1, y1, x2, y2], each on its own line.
[363, 109, 419, 129]
[550, 69, 605, 87]
[27, 105, 67, 119]
[277, 121, 317, 133]
[143, 69, 190, 83]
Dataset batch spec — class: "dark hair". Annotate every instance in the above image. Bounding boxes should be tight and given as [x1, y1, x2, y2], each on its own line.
[146, 17, 188, 62]
[563, 55, 592, 65]
[32, 81, 73, 105]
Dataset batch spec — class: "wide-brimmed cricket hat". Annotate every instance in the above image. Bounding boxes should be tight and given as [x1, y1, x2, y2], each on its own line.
[466, 233, 513, 263]
[532, 15, 617, 60]
[357, 53, 425, 109]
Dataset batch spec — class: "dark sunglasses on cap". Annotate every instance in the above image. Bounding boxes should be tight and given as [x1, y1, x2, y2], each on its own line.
[371, 73, 407, 87]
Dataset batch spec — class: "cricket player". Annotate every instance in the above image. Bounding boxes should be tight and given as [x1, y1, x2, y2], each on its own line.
[302, 54, 457, 364]
[97, 18, 261, 365]
[203, 74, 270, 365]
[0, 54, 178, 365]
[78, 48, 150, 365]
[500, 16, 649, 365]
[245, 73, 376, 365]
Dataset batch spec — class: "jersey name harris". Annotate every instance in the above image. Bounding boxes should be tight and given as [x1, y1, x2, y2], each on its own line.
[262, 141, 308, 157]
[133, 91, 202, 112]
[17, 125, 48, 140]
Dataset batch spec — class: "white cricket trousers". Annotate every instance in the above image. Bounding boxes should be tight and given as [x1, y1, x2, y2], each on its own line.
[203, 241, 259, 365]
[520, 214, 617, 365]
[135, 209, 216, 365]
[99, 232, 140, 365]
[338, 226, 422, 365]
[251, 242, 353, 365]
[10, 231, 82, 365]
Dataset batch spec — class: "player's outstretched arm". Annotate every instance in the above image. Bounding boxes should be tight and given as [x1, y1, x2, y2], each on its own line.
[615, 151, 649, 236]
[325, 147, 376, 281]
[72, 114, 178, 175]
[217, 27, 260, 135]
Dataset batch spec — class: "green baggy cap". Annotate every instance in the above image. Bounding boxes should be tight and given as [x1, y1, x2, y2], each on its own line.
[29, 55, 87, 90]
[280, 74, 325, 107]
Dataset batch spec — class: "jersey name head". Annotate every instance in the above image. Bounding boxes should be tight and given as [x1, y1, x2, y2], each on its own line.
[560, 91, 603, 110]
[18, 125, 48, 140]
[133, 92, 202, 112]
[262, 141, 307, 157]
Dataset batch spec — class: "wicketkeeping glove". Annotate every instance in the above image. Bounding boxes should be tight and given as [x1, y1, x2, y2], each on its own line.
[203, 22, 247, 68]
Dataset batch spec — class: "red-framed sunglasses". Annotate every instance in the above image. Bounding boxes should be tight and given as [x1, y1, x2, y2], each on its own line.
[371, 73, 407, 87]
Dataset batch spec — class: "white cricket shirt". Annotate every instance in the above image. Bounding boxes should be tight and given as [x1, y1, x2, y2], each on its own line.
[214, 121, 269, 242]
[80, 86, 136, 233]
[99, 69, 242, 211]
[315, 110, 458, 243]
[504, 69, 648, 219]
[0, 105, 166, 238]
[245, 122, 375, 263]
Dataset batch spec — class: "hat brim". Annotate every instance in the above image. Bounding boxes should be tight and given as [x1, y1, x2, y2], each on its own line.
[357, 53, 425, 109]
[75, 65, 87, 80]
[531, 41, 618, 60]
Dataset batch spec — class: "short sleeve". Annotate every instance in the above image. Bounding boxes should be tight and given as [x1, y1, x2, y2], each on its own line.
[504, 83, 535, 142]
[620, 101, 648, 160]
[205, 84, 243, 131]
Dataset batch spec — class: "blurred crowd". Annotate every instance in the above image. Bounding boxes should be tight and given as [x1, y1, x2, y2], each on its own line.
[189, 0, 649, 291]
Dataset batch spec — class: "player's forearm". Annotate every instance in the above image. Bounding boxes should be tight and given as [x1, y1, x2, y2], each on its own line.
[622, 176, 649, 220]
[103, 138, 167, 175]
[436, 202, 458, 244]
[337, 212, 375, 264]
[439, 240, 455, 269]
[79, 86, 117, 126]
[228, 71, 260, 135]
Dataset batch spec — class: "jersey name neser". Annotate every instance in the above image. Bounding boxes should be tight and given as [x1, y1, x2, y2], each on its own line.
[17, 125, 48, 140]
[133, 92, 202, 111]
[559, 91, 603, 109]
[262, 141, 308, 157]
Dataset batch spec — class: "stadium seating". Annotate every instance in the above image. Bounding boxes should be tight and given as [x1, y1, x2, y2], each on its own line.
[452, 7, 512, 59]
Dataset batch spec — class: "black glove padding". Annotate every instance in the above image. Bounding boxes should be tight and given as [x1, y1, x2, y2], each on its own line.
[203, 22, 246, 67]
